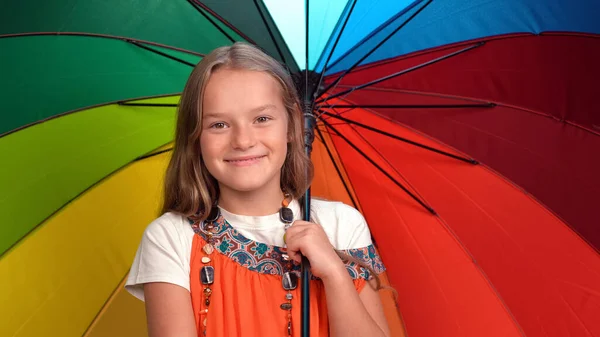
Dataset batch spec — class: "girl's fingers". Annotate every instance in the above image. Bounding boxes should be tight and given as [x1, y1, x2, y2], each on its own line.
[285, 221, 317, 238]
[286, 249, 303, 264]
[285, 226, 316, 248]
[285, 228, 311, 260]
[284, 234, 302, 263]
[283, 222, 308, 244]
[284, 228, 309, 250]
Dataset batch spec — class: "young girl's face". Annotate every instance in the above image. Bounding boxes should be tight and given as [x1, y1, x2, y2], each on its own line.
[200, 68, 289, 195]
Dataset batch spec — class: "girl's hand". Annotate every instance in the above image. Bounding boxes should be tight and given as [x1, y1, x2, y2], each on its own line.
[284, 220, 347, 282]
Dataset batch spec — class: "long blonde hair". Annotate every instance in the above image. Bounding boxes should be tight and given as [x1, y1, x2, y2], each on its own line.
[162, 42, 313, 221]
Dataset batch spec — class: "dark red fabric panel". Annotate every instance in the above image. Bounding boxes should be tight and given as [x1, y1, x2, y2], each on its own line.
[324, 105, 600, 337]
[325, 34, 600, 251]
[330, 33, 600, 130]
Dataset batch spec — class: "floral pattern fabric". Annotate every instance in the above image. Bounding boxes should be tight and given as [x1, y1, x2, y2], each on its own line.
[189, 215, 386, 280]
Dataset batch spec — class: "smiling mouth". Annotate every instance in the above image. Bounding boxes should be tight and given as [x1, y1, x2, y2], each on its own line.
[224, 155, 266, 165]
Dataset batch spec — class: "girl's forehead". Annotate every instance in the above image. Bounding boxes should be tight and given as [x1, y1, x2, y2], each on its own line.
[203, 69, 286, 114]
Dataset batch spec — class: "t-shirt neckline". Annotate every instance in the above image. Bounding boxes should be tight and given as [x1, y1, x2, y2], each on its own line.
[218, 199, 301, 230]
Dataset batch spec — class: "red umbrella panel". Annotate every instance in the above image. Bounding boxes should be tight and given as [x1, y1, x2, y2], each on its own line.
[315, 100, 600, 337]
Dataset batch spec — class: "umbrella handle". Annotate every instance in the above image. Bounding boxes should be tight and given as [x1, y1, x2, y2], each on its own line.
[300, 191, 312, 337]
[301, 253, 311, 336]
[301, 107, 317, 337]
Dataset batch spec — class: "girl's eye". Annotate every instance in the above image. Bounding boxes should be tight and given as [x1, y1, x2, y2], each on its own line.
[256, 116, 271, 123]
[210, 122, 227, 129]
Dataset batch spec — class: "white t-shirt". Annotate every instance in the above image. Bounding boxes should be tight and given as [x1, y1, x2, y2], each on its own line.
[125, 199, 373, 301]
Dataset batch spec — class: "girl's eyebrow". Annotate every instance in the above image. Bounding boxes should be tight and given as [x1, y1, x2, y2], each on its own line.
[252, 104, 276, 113]
[203, 111, 224, 119]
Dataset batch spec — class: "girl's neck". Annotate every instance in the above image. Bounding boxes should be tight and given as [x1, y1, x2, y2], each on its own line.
[217, 184, 286, 216]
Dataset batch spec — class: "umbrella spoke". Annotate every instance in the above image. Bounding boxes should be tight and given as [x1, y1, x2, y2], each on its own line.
[126, 40, 196, 67]
[319, 103, 495, 109]
[305, 0, 309, 98]
[135, 147, 174, 161]
[319, 117, 436, 215]
[319, 109, 478, 165]
[0, 32, 206, 58]
[251, 0, 289, 66]
[314, 128, 359, 210]
[117, 102, 178, 107]
[190, 0, 257, 45]
[319, 122, 350, 126]
[186, 0, 236, 43]
[335, 85, 496, 105]
[316, 41, 484, 104]
[317, 0, 433, 101]
[345, 123, 429, 208]
[1, 93, 181, 139]
[313, 0, 358, 103]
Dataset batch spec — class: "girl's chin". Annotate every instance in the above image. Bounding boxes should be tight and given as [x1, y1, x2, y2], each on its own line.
[218, 177, 280, 194]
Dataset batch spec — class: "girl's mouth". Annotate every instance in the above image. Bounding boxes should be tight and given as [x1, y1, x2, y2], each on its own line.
[224, 155, 266, 166]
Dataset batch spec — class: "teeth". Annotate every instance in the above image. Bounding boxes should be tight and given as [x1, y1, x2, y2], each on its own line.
[228, 156, 262, 162]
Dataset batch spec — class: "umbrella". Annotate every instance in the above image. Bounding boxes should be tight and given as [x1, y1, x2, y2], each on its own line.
[1, 1, 599, 337]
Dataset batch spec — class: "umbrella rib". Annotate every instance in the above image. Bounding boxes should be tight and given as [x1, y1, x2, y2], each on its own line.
[344, 123, 430, 207]
[81, 273, 130, 337]
[118, 102, 178, 107]
[186, 0, 236, 43]
[126, 39, 195, 67]
[190, 0, 257, 44]
[319, 122, 351, 126]
[313, 0, 358, 102]
[334, 85, 600, 137]
[305, 0, 309, 87]
[319, 117, 436, 215]
[316, 41, 484, 104]
[322, 0, 430, 74]
[135, 147, 174, 161]
[319, 109, 478, 164]
[252, 0, 288, 65]
[0, 141, 174, 260]
[336, 85, 495, 105]
[314, 127, 359, 210]
[321, 93, 490, 121]
[317, 0, 433, 100]
[0, 32, 205, 57]
[0, 93, 181, 139]
[320, 103, 495, 109]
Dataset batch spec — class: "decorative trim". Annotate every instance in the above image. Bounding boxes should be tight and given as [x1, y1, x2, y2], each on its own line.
[189, 216, 385, 280]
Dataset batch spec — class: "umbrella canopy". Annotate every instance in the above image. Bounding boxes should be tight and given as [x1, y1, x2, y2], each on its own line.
[1, 1, 599, 337]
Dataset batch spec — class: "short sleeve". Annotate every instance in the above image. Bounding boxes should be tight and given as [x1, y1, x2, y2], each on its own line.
[333, 204, 386, 281]
[341, 245, 387, 282]
[125, 213, 192, 301]
[338, 204, 373, 249]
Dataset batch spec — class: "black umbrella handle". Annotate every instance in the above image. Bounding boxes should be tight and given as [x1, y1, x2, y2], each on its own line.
[301, 110, 316, 337]
[300, 197, 311, 337]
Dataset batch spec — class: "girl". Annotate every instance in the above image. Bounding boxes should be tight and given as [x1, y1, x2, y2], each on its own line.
[125, 42, 390, 337]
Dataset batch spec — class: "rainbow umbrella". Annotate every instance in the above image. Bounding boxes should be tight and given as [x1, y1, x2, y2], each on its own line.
[1, 1, 600, 337]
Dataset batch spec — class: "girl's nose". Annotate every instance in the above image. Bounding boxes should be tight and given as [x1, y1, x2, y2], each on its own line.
[231, 125, 257, 150]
